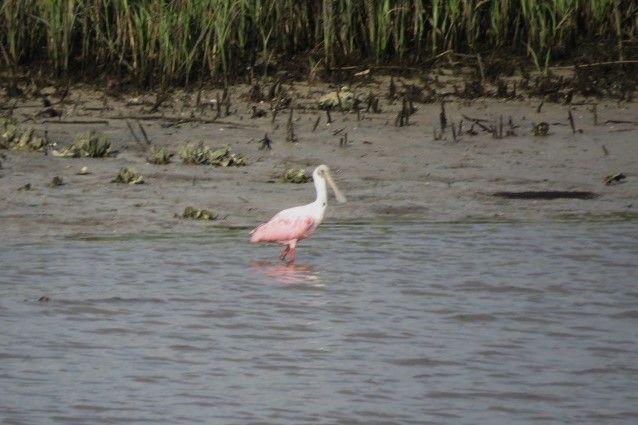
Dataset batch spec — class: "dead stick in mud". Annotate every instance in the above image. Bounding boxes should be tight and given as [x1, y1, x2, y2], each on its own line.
[57, 82, 69, 104]
[336, 91, 344, 112]
[33, 107, 62, 118]
[137, 121, 151, 144]
[196, 83, 203, 109]
[271, 90, 285, 124]
[224, 91, 231, 116]
[369, 95, 380, 113]
[507, 116, 516, 136]
[112, 115, 258, 128]
[149, 91, 170, 113]
[461, 114, 493, 133]
[476, 54, 486, 88]
[433, 127, 442, 141]
[312, 115, 321, 132]
[439, 102, 447, 132]
[126, 120, 142, 145]
[568, 110, 576, 134]
[221, 87, 229, 103]
[215, 93, 222, 120]
[286, 108, 296, 143]
[340, 132, 348, 147]
[259, 133, 272, 150]
[388, 76, 396, 99]
[552, 59, 638, 71]
[0, 100, 18, 113]
[42, 119, 109, 124]
[453, 53, 486, 88]
[101, 93, 108, 112]
[332, 127, 346, 136]
[326, 107, 333, 124]
[403, 98, 410, 126]
[395, 99, 409, 127]
[592, 104, 598, 126]
[3, 104, 57, 110]
[537, 101, 544, 113]
[605, 119, 638, 124]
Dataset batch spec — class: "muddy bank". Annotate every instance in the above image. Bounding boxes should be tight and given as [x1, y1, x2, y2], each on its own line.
[1, 74, 637, 241]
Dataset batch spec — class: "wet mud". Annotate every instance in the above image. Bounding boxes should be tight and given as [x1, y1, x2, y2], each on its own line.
[1, 64, 637, 240]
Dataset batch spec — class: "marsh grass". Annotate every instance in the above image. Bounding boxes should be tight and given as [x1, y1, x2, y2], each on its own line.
[0, 0, 635, 86]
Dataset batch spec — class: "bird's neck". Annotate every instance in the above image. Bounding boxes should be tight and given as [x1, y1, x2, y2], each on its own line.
[314, 177, 328, 208]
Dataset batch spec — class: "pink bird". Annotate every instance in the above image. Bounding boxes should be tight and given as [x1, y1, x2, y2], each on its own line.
[250, 165, 347, 262]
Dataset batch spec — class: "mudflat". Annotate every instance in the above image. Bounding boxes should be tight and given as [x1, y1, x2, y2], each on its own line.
[1, 75, 636, 241]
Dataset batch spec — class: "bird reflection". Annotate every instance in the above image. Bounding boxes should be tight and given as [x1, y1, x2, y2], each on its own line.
[250, 260, 321, 285]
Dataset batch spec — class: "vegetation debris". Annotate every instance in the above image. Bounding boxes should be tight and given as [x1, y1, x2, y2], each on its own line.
[177, 143, 246, 167]
[0, 118, 46, 151]
[49, 176, 64, 187]
[319, 88, 358, 111]
[274, 169, 311, 184]
[181, 206, 217, 220]
[147, 145, 172, 164]
[111, 167, 144, 184]
[604, 173, 626, 186]
[55, 131, 111, 157]
[533, 122, 550, 137]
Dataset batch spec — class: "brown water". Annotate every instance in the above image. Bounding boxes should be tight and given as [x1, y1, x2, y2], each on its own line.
[2, 221, 637, 424]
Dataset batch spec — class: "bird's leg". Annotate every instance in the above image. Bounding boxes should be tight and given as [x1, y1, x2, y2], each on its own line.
[289, 248, 296, 263]
[280, 245, 291, 261]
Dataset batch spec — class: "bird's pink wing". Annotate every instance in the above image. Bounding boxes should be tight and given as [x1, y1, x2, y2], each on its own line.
[250, 213, 315, 243]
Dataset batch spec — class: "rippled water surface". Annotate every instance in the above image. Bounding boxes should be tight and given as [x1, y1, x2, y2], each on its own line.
[2, 221, 638, 425]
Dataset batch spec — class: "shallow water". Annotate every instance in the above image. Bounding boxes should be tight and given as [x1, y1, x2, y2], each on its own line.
[1, 221, 638, 425]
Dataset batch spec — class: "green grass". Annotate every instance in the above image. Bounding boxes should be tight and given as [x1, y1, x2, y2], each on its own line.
[0, 0, 635, 87]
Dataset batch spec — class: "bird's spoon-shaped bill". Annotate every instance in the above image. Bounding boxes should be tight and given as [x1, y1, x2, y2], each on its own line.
[324, 169, 347, 203]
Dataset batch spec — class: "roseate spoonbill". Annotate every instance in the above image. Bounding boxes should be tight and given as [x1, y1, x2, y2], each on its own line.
[250, 165, 347, 262]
